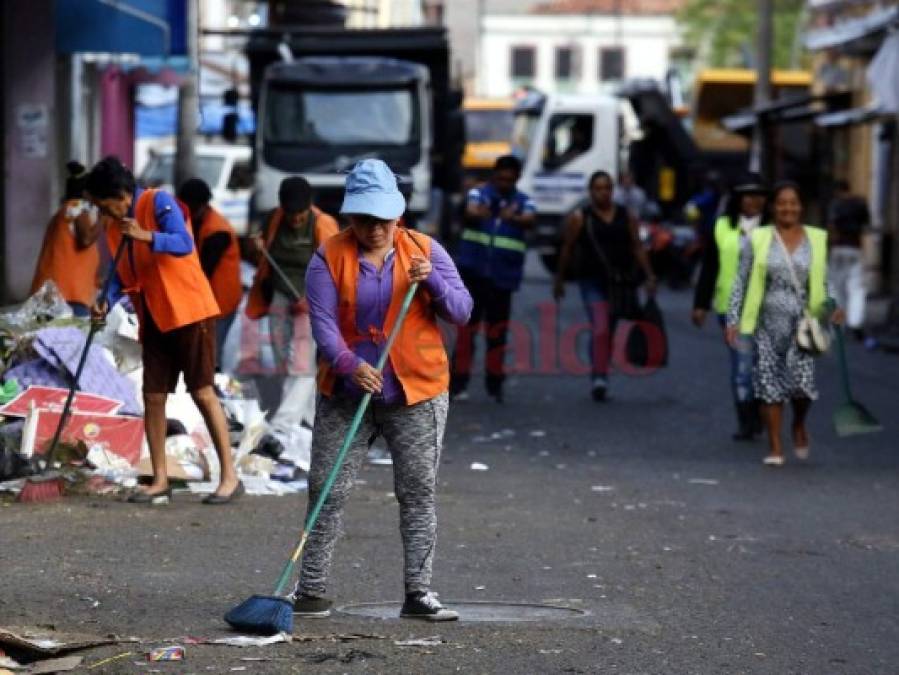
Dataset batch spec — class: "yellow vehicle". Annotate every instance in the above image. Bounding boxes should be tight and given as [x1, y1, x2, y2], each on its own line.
[462, 98, 514, 182]
[691, 68, 812, 153]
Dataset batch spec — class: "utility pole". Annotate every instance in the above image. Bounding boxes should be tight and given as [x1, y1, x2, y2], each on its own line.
[174, 0, 199, 190]
[750, 0, 773, 177]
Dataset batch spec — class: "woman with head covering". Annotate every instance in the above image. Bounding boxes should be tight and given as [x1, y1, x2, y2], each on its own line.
[692, 173, 768, 440]
[727, 181, 844, 466]
[292, 159, 472, 621]
[31, 161, 101, 315]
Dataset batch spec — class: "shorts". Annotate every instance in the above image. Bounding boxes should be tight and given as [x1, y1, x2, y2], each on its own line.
[142, 313, 216, 394]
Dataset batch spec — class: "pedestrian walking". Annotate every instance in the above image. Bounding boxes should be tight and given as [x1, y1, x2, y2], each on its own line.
[613, 171, 648, 219]
[85, 156, 242, 503]
[727, 181, 844, 466]
[292, 159, 472, 620]
[246, 176, 338, 431]
[827, 180, 871, 345]
[692, 173, 768, 439]
[554, 171, 657, 401]
[31, 161, 101, 316]
[177, 178, 242, 369]
[451, 154, 536, 403]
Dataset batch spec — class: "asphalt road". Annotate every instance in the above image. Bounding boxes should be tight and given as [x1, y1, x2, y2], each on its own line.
[2, 254, 898, 674]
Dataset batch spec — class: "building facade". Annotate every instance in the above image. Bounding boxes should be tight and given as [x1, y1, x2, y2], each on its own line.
[478, 9, 681, 97]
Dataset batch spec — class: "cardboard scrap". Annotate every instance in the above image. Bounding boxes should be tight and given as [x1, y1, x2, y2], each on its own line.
[27, 655, 83, 674]
[0, 627, 138, 657]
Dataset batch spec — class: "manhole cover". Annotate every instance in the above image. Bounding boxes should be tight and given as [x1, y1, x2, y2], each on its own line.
[336, 600, 587, 622]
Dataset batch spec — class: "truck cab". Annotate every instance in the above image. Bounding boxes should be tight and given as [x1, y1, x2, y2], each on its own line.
[513, 91, 622, 269]
[255, 57, 433, 225]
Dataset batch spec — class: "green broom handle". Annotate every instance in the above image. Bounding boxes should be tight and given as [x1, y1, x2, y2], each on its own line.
[835, 324, 853, 402]
[273, 281, 420, 596]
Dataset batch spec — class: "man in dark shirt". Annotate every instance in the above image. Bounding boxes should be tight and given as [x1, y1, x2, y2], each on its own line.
[827, 180, 870, 342]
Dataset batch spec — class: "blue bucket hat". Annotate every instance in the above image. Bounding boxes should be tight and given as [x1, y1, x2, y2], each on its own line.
[340, 159, 406, 220]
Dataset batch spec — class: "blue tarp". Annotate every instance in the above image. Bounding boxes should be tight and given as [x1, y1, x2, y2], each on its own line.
[136, 102, 256, 138]
[56, 0, 186, 56]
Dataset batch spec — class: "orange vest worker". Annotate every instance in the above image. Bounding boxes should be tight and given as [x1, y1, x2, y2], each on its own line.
[316, 228, 449, 405]
[246, 205, 339, 319]
[31, 200, 100, 306]
[106, 190, 220, 334]
[195, 207, 242, 317]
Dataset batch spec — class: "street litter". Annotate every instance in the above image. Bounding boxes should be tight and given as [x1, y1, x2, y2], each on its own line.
[0, 626, 139, 658]
[591, 485, 614, 492]
[469, 462, 489, 471]
[147, 646, 184, 662]
[211, 633, 291, 648]
[86, 652, 134, 669]
[24, 656, 83, 673]
[394, 636, 444, 647]
[688, 478, 719, 486]
[529, 430, 546, 437]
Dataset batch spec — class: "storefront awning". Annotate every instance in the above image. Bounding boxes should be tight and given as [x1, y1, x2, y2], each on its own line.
[722, 92, 853, 133]
[803, 5, 899, 53]
[56, 0, 186, 56]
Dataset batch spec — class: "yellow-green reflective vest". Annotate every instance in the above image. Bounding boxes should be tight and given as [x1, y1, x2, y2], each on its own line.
[713, 216, 742, 314]
[739, 225, 828, 335]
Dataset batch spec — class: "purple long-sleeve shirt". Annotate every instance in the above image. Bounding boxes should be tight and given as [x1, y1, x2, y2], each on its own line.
[306, 236, 473, 404]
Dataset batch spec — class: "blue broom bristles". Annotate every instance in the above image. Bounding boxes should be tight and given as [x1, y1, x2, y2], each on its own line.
[225, 594, 293, 635]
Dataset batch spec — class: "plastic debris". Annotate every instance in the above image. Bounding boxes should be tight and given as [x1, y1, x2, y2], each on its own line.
[211, 633, 291, 648]
[469, 462, 489, 471]
[147, 646, 184, 662]
[688, 478, 719, 486]
[591, 485, 614, 492]
[394, 636, 444, 647]
[529, 430, 546, 437]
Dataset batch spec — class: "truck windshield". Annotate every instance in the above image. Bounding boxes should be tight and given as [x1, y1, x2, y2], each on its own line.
[264, 85, 418, 147]
[465, 109, 514, 143]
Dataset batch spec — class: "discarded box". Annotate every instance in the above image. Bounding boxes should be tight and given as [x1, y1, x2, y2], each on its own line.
[147, 646, 184, 662]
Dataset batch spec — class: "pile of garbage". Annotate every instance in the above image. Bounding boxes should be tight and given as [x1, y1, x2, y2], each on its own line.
[0, 282, 310, 499]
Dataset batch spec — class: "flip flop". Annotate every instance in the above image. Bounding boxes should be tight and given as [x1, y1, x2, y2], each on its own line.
[763, 454, 785, 467]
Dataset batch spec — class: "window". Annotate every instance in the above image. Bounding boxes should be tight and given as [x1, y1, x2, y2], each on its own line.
[599, 47, 625, 82]
[510, 46, 536, 79]
[543, 113, 594, 169]
[555, 46, 579, 80]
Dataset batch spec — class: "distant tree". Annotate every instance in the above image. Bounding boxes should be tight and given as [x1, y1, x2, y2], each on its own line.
[677, 0, 806, 69]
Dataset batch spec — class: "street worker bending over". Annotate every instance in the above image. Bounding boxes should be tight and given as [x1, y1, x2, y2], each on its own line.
[177, 178, 242, 369]
[31, 161, 102, 316]
[85, 156, 242, 504]
[292, 159, 472, 621]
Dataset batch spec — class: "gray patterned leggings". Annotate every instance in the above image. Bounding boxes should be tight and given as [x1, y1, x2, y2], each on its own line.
[294, 391, 449, 598]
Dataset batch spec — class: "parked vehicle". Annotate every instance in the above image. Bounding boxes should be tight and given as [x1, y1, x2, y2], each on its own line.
[462, 98, 514, 183]
[138, 144, 253, 235]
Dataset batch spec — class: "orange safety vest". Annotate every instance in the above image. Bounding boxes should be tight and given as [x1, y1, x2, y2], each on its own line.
[245, 205, 339, 319]
[31, 201, 100, 306]
[316, 228, 449, 405]
[106, 189, 220, 334]
[196, 207, 242, 316]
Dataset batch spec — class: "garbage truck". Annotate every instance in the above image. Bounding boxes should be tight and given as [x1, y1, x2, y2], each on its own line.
[245, 27, 464, 237]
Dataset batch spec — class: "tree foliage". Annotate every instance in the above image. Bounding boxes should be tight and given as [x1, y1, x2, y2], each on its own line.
[677, 0, 807, 69]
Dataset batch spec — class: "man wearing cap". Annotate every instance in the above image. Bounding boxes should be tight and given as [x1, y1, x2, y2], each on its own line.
[292, 159, 472, 621]
[246, 176, 339, 433]
[177, 178, 241, 368]
[692, 173, 768, 440]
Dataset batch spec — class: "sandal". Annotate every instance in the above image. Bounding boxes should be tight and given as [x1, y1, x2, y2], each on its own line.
[762, 454, 785, 467]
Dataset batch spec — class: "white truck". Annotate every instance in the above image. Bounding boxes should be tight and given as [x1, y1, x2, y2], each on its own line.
[511, 90, 655, 272]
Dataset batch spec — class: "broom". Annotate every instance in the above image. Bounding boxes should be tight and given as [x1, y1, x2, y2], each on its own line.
[17, 238, 128, 503]
[833, 325, 882, 437]
[225, 281, 420, 635]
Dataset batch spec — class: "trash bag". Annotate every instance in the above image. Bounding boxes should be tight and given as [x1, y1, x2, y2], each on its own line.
[623, 298, 668, 370]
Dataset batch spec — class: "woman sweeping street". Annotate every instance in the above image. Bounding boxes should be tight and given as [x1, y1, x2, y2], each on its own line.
[727, 181, 844, 465]
[292, 159, 473, 620]
[553, 171, 656, 401]
[693, 174, 768, 440]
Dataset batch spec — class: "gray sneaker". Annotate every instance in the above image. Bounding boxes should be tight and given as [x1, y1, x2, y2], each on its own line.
[400, 591, 459, 622]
